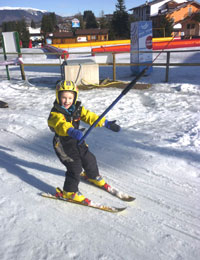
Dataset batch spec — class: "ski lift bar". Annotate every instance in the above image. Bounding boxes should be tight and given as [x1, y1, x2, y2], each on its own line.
[78, 67, 147, 144]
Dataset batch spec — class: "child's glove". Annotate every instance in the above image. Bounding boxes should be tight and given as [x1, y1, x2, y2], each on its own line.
[67, 127, 83, 140]
[104, 120, 121, 132]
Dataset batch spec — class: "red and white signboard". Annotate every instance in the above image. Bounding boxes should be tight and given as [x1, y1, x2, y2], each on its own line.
[130, 21, 153, 75]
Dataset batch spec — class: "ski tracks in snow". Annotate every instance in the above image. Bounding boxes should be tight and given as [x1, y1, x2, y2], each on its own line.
[98, 155, 200, 259]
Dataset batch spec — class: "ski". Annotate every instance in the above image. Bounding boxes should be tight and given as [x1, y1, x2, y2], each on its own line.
[80, 172, 136, 202]
[41, 187, 126, 213]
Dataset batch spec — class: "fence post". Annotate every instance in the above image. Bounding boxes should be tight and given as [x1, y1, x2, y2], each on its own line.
[14, 32, 26, 80]
[19, 63, 26, 80]
[165, 51, 170, 82]
[1, 34, 10, 80]
[112, 53, 116, 81]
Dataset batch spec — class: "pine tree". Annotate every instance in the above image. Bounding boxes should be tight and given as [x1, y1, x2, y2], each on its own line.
[116, 0, 126, 12]
[74, 13, 84, 29]
[153, 16, 173, 37]
[17, 19, 30, 47]
[99, 11, 108, 29]
[83, 10, 98, 29]
[41, 13, 57, 38]
[112, 0, 130, 39]
[31, 19, 36, 28]
[2, 21, 17, 32]
[2, 19, 30, 47]
[49, 13, 57, 28]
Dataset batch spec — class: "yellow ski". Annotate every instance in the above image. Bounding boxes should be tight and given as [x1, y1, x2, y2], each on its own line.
[41, 187, 126, 213]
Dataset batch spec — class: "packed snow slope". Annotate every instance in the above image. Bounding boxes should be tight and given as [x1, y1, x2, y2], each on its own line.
[0, 47, 200, 260]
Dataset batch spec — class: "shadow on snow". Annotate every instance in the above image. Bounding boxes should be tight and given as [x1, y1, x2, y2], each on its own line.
[0, 145, 63, 193]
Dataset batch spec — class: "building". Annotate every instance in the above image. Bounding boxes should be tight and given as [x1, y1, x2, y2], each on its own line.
[46, 28, 109, 44]
[57, 16, 75, 32]
[160, 1, 200, 23]
[152, 1, 200, 37]
[27, 27, 43, 46]
[129, 0, 200, 38]
[179, 11, 200, 38]
[47, 32, 74, 44]
[76, 29, 108, 42]
[129, 0, 187, 21]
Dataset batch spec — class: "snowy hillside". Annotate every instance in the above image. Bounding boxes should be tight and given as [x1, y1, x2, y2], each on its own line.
[0, 47, 200, 260]
[0, 7, 47, 25]
[0, 7, 47, 12]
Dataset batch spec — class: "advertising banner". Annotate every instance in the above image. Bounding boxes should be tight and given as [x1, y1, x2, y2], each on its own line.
[77, 36, 87, 42]
[72, 18, 80, 28]
[46, 38, 52, 44]
[130, 21, 153, 76]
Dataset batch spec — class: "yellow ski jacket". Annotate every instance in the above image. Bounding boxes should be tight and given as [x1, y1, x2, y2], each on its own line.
[48, 101, 105, 137]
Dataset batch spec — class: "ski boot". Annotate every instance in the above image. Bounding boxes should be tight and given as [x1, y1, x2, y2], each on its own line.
[62, 190, 86, 202]
[81, 172, 106, 187]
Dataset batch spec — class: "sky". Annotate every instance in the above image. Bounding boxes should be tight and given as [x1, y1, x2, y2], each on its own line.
[1, 0, 200, 17]
[0, 0, 153, 16]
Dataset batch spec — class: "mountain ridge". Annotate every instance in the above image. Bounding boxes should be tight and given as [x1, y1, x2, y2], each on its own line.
[0, 7, 50, 25]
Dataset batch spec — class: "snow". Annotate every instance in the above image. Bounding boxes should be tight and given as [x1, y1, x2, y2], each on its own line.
[0, 6, 47, 13]
[0, 47, 200, 260]
[28, 27, 41, 34]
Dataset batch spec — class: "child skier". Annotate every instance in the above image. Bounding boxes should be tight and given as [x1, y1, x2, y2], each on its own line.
[48, 80, 120, 202]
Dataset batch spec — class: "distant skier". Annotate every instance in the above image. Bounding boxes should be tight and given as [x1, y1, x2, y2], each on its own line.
[48, 80, 120, 202]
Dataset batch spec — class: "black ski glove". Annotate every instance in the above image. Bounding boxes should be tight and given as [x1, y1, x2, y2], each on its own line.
[104, 120, 121, 132]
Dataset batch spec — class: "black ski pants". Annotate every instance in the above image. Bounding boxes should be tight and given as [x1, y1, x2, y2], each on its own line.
[53, 135, 99, 192]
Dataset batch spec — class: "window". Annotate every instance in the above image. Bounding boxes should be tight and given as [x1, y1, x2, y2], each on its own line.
[91, 35, 96, 40]
[188, 7, 192, 16]
[191, 24, 195, 29]
[187, 24, 190, 29]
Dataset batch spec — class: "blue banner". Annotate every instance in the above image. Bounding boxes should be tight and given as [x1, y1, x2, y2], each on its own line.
[130, 21, 153, 76]
[72, 18, 80, 28]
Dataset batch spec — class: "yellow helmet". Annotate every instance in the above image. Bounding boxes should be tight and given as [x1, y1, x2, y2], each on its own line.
[56, 80, 78, 104]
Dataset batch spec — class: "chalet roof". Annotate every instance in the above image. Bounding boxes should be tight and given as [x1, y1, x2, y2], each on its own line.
[75, 28, 109, 35]
[163, 1, 200, 15]
[51, 32, 74, 38]
[167, 1, 182, 9]
[46, 29, 109, 38]
[129, 0, 191, 11]
[129, 0, 169, 11]
[178, 10, 200, 23]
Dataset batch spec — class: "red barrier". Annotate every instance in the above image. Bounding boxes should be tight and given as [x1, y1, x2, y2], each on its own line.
[44, 44, 69, 59]
[92, 45, 130, 55]
[92, 39, 200, 54]
[153, 39, 200, 50]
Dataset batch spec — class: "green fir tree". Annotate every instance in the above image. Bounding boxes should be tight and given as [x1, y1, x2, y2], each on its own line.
[83, 10, 98, 29]
[153, 16, 174, 37]
[41, 12, 57, 39]
[31, 19, 36, 28]
[112, 0, 130, 39]
[99, 11, 108, 29]
[2, 19, 30, 47]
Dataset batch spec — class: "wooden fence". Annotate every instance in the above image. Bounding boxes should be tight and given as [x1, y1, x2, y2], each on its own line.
[1, 49, 200, 82]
